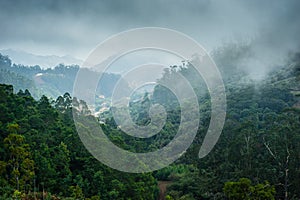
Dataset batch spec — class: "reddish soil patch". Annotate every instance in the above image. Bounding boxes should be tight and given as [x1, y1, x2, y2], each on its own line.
[158, 181, 172, 200]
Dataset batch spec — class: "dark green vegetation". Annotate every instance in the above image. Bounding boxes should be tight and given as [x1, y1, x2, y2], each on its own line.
[0, 84, 158, 200]
[0, 47, 300, 199]
[223, 178, 275, 200]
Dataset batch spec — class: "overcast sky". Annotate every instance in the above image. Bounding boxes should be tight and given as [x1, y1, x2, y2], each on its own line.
[0, 0, 300, 60]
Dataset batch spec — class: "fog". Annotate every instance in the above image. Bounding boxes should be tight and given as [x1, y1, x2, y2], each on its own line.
[0, 0, 299, 75]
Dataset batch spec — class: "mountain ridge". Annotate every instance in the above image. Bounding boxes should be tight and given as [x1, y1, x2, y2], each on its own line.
[0, 49, 83, 68]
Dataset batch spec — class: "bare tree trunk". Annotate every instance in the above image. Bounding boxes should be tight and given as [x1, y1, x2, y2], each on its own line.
[263, 137, 290, 200]
[284, 167, 288, 200]
[284, 146, 290, 200]
[245, 135, 251, 170]
[17, 176, 19, 191]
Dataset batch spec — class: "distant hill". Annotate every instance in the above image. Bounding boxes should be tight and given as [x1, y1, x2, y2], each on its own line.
[0, 49, 83, 68]
[0, 53, 124, 99]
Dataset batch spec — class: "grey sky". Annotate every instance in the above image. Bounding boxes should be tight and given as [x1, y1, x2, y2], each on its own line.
[0, 0, 299, 60]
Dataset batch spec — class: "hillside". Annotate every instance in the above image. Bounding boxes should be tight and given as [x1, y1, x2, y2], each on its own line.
[0, 53, 123, 99]
[0, 49, 299, 199]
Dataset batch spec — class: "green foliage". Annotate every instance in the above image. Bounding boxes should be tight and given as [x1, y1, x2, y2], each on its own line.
[69, 185, 84, 200]
[3, 130, 34, 192]
[224, 178, 275, 200]
[0, 49, 300, 199]
[0, 84, 158, 199]
[153, 51, 300, 199]
[12, 190, 24, 200]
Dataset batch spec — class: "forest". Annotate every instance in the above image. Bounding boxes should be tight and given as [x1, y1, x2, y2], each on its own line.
[0, 44, 299, 200]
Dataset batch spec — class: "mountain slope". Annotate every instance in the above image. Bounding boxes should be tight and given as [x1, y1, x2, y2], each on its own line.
[0, 49, 83, 68]
[0, 53, 123, 99]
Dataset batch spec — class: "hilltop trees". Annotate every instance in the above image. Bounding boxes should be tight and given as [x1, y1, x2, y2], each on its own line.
[224, 178, 275, 200]
[0, 84, 158, 199]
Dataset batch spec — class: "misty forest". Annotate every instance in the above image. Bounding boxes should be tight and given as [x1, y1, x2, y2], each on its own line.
[0, 0, 300, 200]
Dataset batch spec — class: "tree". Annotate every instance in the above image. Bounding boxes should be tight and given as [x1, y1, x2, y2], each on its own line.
[262, 111, 300, 200]
[52, 142, 72, 196]
[224, 178, 275, 200]
[69, 185, 84, 199]
[3, 124, 34, 192]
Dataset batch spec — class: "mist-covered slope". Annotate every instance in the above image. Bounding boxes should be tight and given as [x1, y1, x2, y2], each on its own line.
[0, 53, 123, 99]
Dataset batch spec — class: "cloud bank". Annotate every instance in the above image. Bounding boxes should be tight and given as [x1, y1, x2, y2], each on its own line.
[0, 0, 299, 68]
